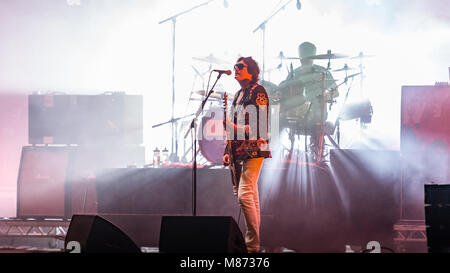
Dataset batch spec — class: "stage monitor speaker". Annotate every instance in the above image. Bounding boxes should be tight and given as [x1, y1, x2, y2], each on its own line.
[159, 216, 247, 253]
[424, 184, 450, 253]
[65, 214, 141, 253]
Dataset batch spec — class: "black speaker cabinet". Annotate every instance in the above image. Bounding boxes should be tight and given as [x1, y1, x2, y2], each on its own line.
[65, 214, 141, 253]
[159, 216, 247, 253]
[424, 184, 450, 253]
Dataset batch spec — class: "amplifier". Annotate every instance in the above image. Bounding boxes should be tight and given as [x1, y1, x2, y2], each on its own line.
[17, 145, 145, 218]
[28, 93, 143, 145]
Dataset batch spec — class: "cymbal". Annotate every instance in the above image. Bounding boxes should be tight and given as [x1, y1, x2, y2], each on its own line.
[349, 52, 375, 59]
[192, 54, 229, 65]
[281, 52, 348, 61]
[333, 64, 356, 72]
[281, 56, 301, 60]
[306, 51, 348, 60]
[195, 90, 234, 100]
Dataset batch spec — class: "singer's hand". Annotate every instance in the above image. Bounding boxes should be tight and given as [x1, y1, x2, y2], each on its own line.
[222, 154, 230, 166]
[224, 118, 235, 129]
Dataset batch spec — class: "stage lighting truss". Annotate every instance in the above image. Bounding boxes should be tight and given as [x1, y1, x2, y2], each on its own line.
[393, 220, 427, 252]
[0, 218, 70, 240]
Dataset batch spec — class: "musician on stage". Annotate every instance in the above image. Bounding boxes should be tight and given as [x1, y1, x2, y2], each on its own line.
[222, 56, 271, 253]
[279, 41, 339, 155]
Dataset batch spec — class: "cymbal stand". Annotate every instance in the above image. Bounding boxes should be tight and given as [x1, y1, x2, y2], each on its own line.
[316, 57, 339, 162]
[332, 74, 357, 146]
[159, 0, 216, 162]
[357, 52, 367, 133]
[253, 0, 297, 81]
[357, 51, 365, 98]
[317, 71, 327, 163]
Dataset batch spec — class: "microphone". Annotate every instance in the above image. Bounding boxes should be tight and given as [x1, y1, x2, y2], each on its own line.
[296, 0, 301, 10]
[213, 69, 232, 75]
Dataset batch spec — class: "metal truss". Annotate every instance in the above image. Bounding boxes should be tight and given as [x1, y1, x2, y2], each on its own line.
[394, 220, 427, 242]
[393, 220, 427, 252]
[0, 218, 70, 240]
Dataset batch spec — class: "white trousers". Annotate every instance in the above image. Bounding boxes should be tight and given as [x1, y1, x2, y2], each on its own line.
[235, 157, 264, 253]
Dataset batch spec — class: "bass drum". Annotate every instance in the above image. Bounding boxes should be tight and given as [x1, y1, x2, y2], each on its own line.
[198, 107, 227, 164]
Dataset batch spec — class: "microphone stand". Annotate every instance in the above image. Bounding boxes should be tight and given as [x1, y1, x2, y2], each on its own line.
[253, 0, 296, 81]
[159, 0, 216, 162]
[151, 114, 195, 129]
[184, 72, 225, 216]
[332, 75, 356, 147]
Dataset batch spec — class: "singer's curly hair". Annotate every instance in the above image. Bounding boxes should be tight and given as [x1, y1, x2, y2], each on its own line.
[237, 56, 260, 83]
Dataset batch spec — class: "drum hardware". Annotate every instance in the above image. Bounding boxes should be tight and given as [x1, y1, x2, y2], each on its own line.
[340, 100, 373, 123]
[288, 63, 295, 80]
[274, 48, 373, 162]
[152, 114, 195, 134]
[192, 53, 230, 65]
[280, 50, 348, 61]
[184, 65, 212, 115]
[191, 64, 213, 91]
[278, 72, 338, 163]
[264, 64, 283, 81]
[277, 51, 285, 70]
[349, 52, 375, 60]
[316, 71, 329, 162]
[336, 72, 361, 87]
[331, 70, 372, 147]
[197, 107, 227, 164]
[332, 64, 356, 72]
[274, 48, 373, 164]
[306, 50, 348, 60]
[152, 113, 196, 165]
[190, 97, 221, 102]
[159, 1, 225, 163]
[183, 69, 227, 217]
[182, 69, 217, 152]
[349, 51, 374, 97]
[252, 0, 300, 80]
[292, 53, 342, 162]
[345, 72, 361, 80]
[281, 50, 348, 71]
[195, 90, 234, 100]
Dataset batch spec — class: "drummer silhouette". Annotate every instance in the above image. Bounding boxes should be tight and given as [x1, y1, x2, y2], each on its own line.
[278, 41, 339, 159]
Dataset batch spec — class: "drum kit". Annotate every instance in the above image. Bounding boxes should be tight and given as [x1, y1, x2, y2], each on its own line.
[178, 50, 374, 164]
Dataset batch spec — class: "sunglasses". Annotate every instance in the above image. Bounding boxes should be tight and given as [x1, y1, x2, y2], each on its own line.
[234, 63, 247, 71]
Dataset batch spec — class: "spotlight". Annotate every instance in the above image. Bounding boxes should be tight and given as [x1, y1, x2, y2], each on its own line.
[296, 0, 301, 10]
